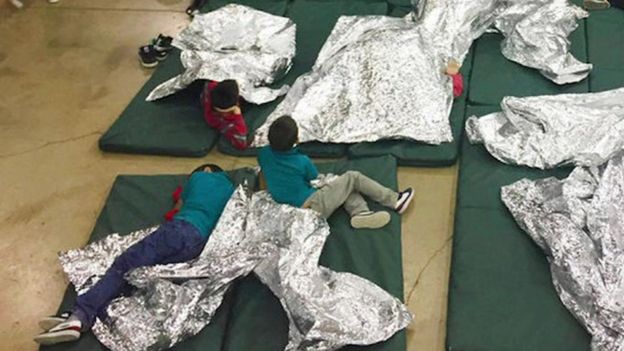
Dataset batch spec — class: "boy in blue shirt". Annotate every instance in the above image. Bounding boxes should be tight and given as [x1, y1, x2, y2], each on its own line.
[258, 116, 414, 229]
[34, 164, 235, 346]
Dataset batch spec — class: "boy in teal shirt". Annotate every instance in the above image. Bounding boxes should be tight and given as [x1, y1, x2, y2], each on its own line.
[258, 116, 414, 229]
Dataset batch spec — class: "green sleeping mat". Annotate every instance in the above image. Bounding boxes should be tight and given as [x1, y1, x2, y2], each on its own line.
[43, 156, 406, 351]
[221, 155, 406, 351]
[387, 4, 412, 17]
[346, 47, 474, 167]
[446, 104, 590, 351]
[586, 7, 624, 93]
[204, 0, 288, 16]
[217, 0, 389, 158]
[98, 50, 220, 157]
[98, 0, 288, 158]
[468, 4, 589, 106]
[40, 173, 235, 351]
[385, 0, 412, 9]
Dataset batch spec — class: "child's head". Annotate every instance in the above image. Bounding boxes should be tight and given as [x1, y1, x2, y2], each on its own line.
[268, 115, 298, 151]
[191, 163, 224, 174]
[211, 80, 239, 110]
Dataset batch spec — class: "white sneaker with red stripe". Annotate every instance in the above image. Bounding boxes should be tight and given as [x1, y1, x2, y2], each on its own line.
[34, 318, 82, 345]
[38, 311, 71, 331]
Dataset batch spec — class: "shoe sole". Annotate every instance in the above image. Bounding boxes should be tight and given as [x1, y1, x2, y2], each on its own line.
[351, 212, 391, 229]
[10, 0, 24, 8]
[139, 59, 158, 68]
[38, 317, 66, 331]
[584, 0, 610, 9]
[397, 191, 415, 214]
[34, 330, 80, 345]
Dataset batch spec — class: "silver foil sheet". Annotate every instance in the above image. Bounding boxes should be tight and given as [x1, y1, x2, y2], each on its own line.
[495, 0, 591, 84]
[252, 0, 589, 146]
[466, 88, 624, 169]
[249, 192, 412, 350]
[146, 4, 295, 105]
[502, 152, 624, 351]
[59, 186, 411, 351]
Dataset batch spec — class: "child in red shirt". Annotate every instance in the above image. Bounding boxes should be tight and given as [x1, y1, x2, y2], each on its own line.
[202, 80, 250, 150]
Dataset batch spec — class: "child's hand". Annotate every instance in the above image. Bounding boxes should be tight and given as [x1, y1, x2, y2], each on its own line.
[232, 106, 242, 115]
[446, 60, 461, 76]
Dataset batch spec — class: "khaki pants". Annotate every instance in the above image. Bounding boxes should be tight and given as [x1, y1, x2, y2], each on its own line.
[303, 171, 398, 218]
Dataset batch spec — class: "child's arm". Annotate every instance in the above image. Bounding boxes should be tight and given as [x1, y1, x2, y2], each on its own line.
[202, 81, 221, 129]
[165, 186, 184, 221]
[203, 106, 221, 129]
[228, 113, 249, 150]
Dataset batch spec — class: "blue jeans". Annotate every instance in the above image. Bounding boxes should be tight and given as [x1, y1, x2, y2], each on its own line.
[72, 219, 207, 329]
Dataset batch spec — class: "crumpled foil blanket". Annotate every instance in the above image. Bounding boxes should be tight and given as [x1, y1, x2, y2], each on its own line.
[59, 187, 411, 351]
[251, 0, 589, 146]
[495, 0, 591, 84]
[466, 88, 624, 169]
[502, 152, 624, 351]
[145, 4, 296, 105]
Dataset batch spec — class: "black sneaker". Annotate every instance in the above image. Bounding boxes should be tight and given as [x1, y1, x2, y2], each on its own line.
[152, 34, 173, 61]
[186, 6, 200, 17]
[138, 45, 159, 68]
[395, 188, 414, 214]
[38, 311, 71, 331]
[186, 0, 207, 17]
[34, 319, 82, 345]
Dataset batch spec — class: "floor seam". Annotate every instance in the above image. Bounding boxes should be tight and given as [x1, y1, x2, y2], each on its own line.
[405, 235, 453, 304]
[26, 6, 185, 14]
[0, 131, 103, 158]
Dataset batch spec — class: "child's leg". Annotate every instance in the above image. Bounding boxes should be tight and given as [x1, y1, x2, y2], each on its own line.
[73, 220, 205, 330]
[306, 171, 398, 218]
[343, 192, 370, 216]
[340, 171, 398, 209]
[35, 220, 206, 345]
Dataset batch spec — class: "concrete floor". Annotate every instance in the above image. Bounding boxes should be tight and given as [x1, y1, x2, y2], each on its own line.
[0, 2, 457, 351]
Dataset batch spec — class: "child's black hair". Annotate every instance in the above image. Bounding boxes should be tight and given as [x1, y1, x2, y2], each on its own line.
[211, 80, 239, 109]
[268, 115, 298, 152]
[191, 163, 224, 174]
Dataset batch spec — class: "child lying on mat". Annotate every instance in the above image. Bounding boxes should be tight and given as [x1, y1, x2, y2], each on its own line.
[202, 80, 251, 150]
[258, 116, 415, 230]
[34, 163, 234, 346]
[446, 60, 464, 98]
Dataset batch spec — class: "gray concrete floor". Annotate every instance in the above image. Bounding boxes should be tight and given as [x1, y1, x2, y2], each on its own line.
[0, 2, 457, 350]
